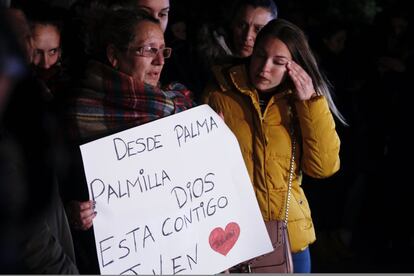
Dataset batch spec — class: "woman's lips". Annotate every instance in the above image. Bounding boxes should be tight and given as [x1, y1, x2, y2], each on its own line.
[256, 74, 270, 83]
[242, 44, 253, 52]
[147, 71, 160, 78]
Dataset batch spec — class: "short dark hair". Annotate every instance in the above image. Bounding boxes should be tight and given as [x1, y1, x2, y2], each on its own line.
[231, 0, 278, 22]
[87, 9, 159, 62]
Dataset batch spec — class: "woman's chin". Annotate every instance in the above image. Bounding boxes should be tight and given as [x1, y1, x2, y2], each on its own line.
[253, 83, 269, 92]
[144, 79, 159, 87]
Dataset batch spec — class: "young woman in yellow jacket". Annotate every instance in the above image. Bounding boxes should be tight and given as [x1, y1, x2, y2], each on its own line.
[204, 18, 345, 273]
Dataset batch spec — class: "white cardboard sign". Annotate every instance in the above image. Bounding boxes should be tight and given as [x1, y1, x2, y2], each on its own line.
[80, 104, 273, 275]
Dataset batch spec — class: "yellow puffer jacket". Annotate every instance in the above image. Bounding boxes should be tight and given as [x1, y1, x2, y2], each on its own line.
[204, 64, 340, 253]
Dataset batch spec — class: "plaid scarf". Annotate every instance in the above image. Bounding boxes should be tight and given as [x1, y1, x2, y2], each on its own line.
[66, 60, 194, 142]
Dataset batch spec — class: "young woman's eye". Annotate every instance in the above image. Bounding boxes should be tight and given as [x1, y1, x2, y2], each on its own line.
[273, 59, 288, 65]
[159, 12, 168, 18]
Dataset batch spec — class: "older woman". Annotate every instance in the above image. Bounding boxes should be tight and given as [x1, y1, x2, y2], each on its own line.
[62, 9, 193, 274]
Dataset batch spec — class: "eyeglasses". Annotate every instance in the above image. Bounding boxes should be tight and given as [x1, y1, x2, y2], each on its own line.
[130, 45, 172, 59]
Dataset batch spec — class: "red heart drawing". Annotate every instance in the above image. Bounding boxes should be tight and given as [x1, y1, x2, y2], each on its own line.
[209, 222, 240, 256]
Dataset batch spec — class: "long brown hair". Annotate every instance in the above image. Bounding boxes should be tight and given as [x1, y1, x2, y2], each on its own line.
[254, 18, 347, 125]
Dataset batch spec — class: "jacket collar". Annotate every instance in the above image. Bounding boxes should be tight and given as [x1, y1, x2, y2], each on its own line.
[225, 64, 293, 101]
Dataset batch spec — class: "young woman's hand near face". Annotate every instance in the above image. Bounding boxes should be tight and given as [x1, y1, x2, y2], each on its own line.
[286, 61, 317, 100]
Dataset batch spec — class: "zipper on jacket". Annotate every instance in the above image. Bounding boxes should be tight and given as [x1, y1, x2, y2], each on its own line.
[252, 100, 272, 221]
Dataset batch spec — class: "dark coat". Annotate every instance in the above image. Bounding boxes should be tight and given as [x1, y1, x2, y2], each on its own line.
[20, 188, 78, 274]
[0, 74, 78, 274]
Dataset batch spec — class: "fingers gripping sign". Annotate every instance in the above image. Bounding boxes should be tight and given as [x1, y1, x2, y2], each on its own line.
[67, 200, 97, 231]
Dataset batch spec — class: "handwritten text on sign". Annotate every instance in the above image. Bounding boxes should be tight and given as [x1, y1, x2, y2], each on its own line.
[80, 105, 272, 275]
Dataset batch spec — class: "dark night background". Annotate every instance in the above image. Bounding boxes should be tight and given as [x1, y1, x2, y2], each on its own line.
[2, 0, 413, 273]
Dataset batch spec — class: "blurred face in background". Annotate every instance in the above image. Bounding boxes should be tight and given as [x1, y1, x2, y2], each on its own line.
[390, 16, 408, 36]
[323, 29, 347, 54]
[0, 74, 13, 116]
[31, 24, 61, 70]
[110, 21, 169, 86]
[136, 0, 170, 32]
[171, 21, 186, 41]
[231, 5, 273, 57]
[5, 9, 33, 63]
[249, 35, 292, 93]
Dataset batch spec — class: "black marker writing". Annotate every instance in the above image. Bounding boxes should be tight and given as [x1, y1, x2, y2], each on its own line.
[171, 172, 215, 209]
[113, 134, 163, 161]
[174, 116, 218, 147]
[90, 169, 171, 204]
[162, 196, 228, 236]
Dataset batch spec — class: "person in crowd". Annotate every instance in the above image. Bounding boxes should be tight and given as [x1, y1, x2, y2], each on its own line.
[3, 7, 32, 63]
[160, 0, 204, 100]
[64, 0, 169, 80]
[194, 0, 277, 102]
[61, 9, 194, 274]
[78, 0, 170, 30]
[1, 8, 78, 274]
[197, 0, 277, 68]
[27, 10, 73, 104]
[1, 13, 31, 272]
[135, 0, 169, 32]
[31, 22, 61, 72]
[204, 18, 344, 273]
[0, 13, 25, 115]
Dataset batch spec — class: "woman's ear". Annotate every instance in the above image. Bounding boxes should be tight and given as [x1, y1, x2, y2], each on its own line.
[106, 44, 119, 69]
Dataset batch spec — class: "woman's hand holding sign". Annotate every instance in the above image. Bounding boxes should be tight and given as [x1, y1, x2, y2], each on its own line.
[66, 200, 97, 230]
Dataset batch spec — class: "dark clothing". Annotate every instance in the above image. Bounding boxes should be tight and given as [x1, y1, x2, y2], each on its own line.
[20, 189, 78, 274]
[161, 38, 203, 102]
[65, 60, 194, 142]
[62, 60, 195, 274]
[0, 74, 78, 274]
[193, 23, 248, 104]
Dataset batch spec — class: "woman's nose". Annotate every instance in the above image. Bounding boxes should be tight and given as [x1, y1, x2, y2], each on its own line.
[152, 51, 165, 66]
[260, 58, 273, 72]
[243, 26, 255, 42]
[40, 55, 51, 69]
